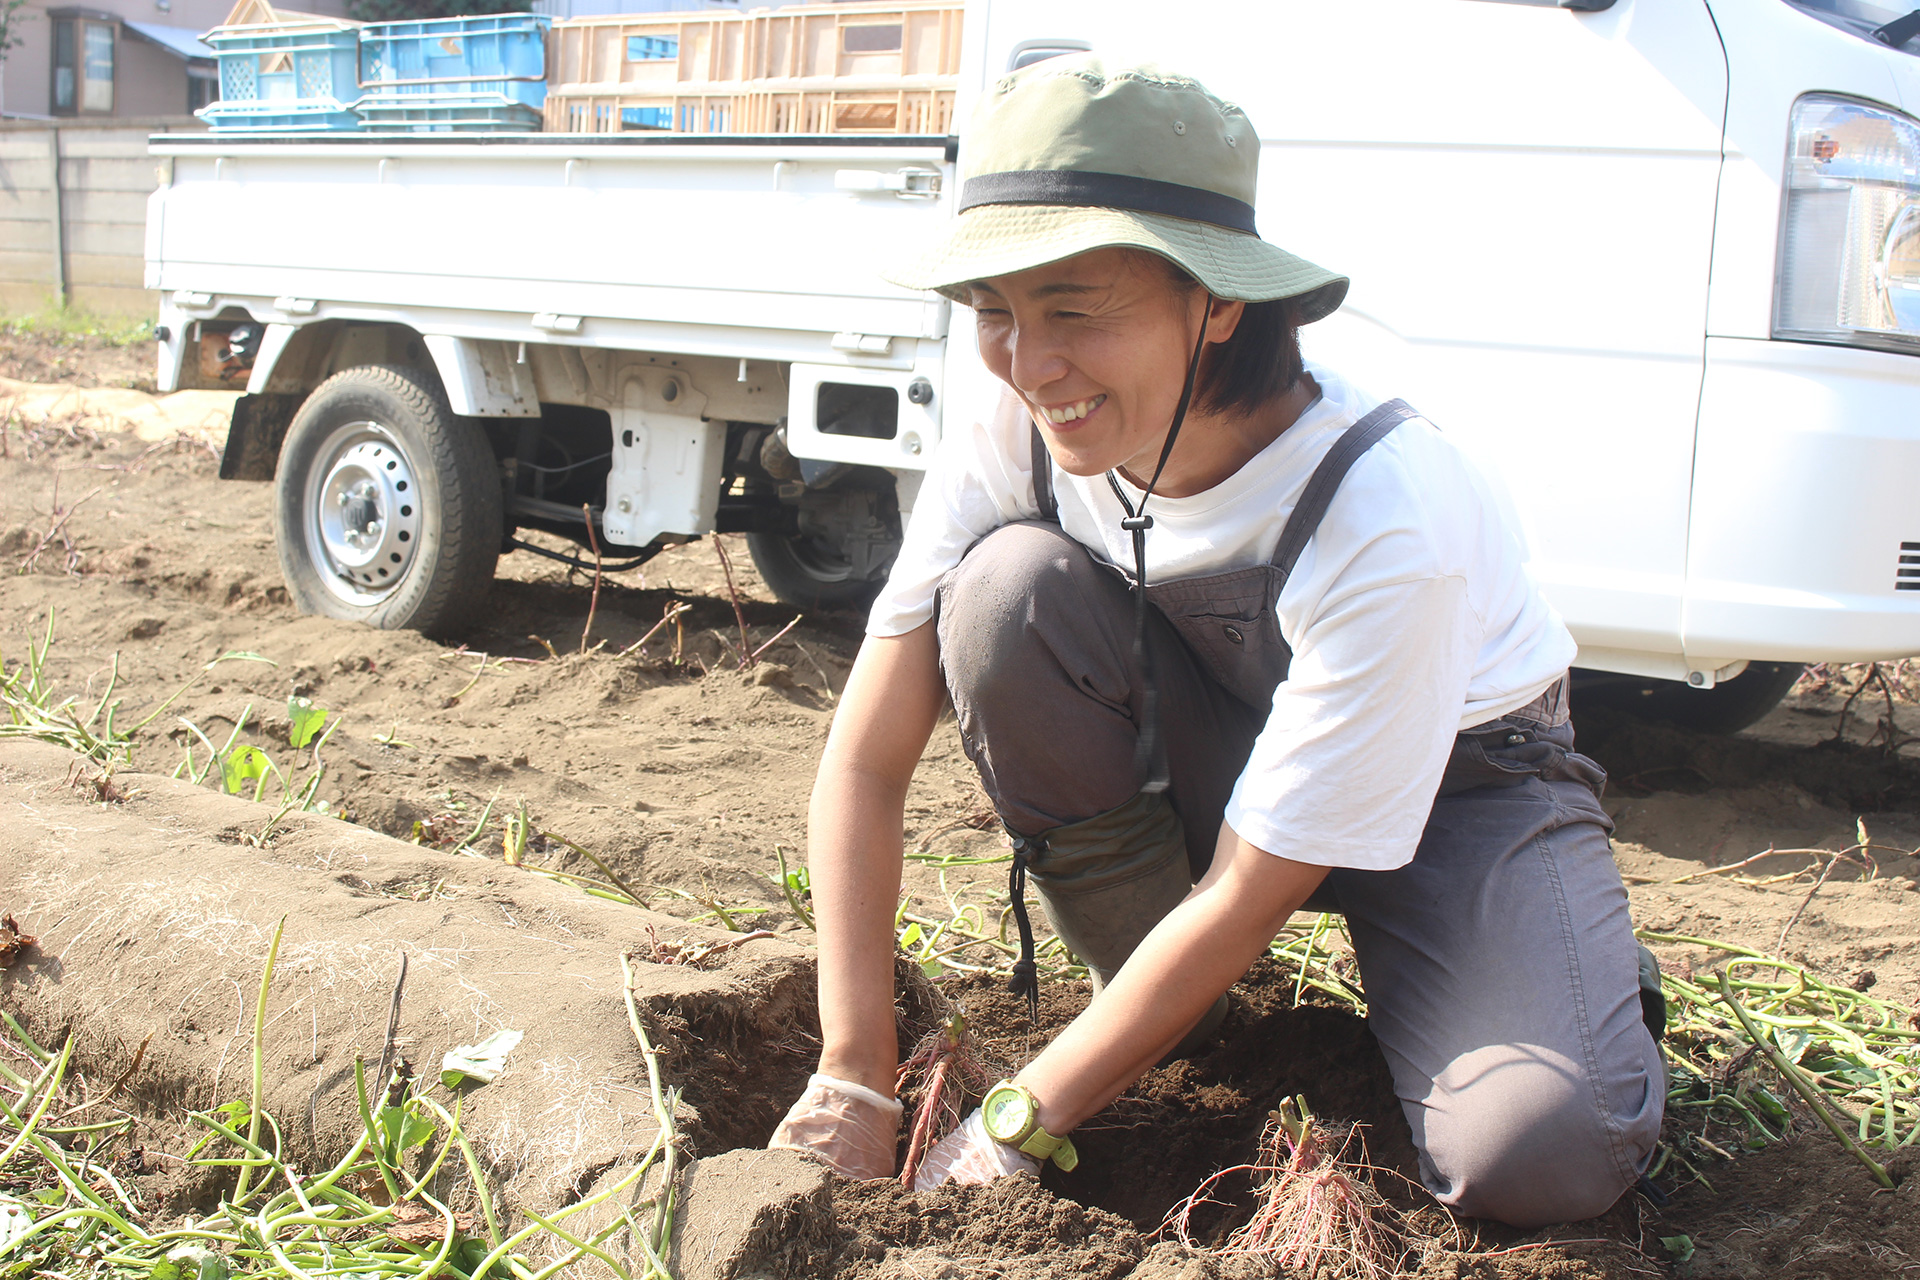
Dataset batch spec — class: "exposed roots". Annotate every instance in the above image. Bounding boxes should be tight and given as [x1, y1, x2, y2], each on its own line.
[1164, 1096, 1406, 1280]
[895, 1011, 999, 1189]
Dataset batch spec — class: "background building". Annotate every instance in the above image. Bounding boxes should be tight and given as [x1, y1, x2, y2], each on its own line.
[0, 0, 351, 120]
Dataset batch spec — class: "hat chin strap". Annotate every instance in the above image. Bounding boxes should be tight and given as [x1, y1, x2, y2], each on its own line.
[1104, 296, 1213, 793]
[1004, 298, 1212, 1014]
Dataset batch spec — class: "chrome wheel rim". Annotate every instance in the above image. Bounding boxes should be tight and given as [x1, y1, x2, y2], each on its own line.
[303, 421, 421, 606]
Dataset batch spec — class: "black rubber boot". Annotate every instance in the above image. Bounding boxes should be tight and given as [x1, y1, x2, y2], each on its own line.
[1637, 945, 1667, 1040]
[1026, 791, 1230, 1061]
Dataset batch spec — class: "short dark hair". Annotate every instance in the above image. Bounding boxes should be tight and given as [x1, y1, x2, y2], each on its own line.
[1132, 251, 1306, 419]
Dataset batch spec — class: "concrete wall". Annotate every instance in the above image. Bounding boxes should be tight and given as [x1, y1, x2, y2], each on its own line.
[0, 116, 202, 317]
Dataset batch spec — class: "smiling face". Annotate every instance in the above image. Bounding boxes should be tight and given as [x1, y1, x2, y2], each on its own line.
[965, 248, 1245, 484]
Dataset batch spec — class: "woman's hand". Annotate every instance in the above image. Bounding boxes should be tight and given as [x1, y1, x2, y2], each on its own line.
[910, 1111, 1039, 1190]
[768, 1074, 904, 1180]
[1016, 826, 1330, 1138]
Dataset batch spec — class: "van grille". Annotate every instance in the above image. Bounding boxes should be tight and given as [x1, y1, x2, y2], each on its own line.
[1902, 542, 1920, 591]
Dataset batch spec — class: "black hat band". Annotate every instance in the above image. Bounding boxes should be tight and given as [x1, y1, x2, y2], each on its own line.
[957, 169, 1259, 236]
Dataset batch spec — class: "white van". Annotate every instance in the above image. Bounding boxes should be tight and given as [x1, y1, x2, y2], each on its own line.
[146, 0, 1920, 731]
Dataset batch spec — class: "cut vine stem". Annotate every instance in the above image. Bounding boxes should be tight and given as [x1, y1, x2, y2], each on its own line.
[712, 534, 756, 670]
[580, 503, 604, 656]
[1711, 971, 1894, 1190]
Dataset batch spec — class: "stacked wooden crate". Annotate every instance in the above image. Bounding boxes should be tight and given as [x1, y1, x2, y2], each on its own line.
[543, 0, 962, 136]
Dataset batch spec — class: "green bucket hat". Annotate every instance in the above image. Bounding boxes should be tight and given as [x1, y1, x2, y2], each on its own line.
[885, 55, 1348, 321]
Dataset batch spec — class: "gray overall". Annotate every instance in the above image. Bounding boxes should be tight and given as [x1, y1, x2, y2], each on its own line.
[932, 399, 1663, 1227]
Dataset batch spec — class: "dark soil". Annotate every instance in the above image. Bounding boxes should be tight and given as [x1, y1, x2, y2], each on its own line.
[1577, 703, 1920, 812]
[817, 965, 1674, 1279]
[936, 963, 1419, 1237]
[829, 1176, 1146, 1279]
[1661, 1138, 1919, 1279]
[816, 963, 1919, 1280]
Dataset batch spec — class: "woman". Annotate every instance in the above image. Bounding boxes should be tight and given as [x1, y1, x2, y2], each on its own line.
[768, 55, 1663, 1228]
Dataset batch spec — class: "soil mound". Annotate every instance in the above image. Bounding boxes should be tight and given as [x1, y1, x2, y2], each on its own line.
[0, 739, 821, 1265]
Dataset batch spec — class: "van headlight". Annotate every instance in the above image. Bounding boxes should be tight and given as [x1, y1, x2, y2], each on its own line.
[1775, 94, 1920, 352]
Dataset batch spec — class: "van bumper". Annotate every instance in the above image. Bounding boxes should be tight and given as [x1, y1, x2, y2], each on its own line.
[1685, 336, 1920, 663]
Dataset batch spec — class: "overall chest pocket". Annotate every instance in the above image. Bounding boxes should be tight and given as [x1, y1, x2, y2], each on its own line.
[1148, 567, 1292, 711]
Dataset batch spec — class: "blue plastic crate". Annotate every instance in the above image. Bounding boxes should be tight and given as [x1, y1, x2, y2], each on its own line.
[197, 19, 363, 132]
[357, 13, 550, 118]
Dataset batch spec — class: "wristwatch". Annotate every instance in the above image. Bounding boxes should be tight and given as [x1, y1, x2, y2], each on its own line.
[980, 1080, 1079, 1171]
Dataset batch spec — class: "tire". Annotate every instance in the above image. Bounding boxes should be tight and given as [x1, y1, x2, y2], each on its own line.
[274, 365, 502, 637]
[746, 529, 890, 611]
[1571, 661, 1806, 736]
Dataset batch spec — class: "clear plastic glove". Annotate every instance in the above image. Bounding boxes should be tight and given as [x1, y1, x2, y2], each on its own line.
[911, 1109, 1040, 1191]
[767, 1073, 903, 1181]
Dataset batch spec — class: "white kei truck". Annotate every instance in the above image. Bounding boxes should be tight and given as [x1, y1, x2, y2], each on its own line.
[145, 0, 1920, 733]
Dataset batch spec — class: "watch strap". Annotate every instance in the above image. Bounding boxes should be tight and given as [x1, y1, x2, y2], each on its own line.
[1015, 1127, 1079, 1171]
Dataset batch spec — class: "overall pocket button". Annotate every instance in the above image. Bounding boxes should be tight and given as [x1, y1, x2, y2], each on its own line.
[1222, 625, 1245, 645]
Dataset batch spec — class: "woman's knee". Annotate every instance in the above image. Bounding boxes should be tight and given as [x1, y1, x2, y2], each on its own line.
[1413, 1041, 1660, 1228]
[937, 522, 1091, 636]
[935, 521, 1122, 700]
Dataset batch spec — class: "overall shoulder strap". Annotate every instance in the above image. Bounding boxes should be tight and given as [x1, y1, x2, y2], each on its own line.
[1029, 424, 1059, 523]
[1271, 398, 1421, 580]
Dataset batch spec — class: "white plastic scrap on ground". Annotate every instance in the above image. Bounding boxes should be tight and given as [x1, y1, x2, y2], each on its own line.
[0, 1195, 31, 1250]
[441, 1027, 524, 1088]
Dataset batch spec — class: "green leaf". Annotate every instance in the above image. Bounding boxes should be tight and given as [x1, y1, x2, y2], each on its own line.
[440, 1028, 524, 1089]
[376, 1104, 406, 1156]
[1660, 1235, 1695, 1262]
[219, 745, 270, 795]
[2, 1247, 53, 1280]
[1775, 1028, 1815, 1064]
[165, 1244, 230, 1280]
[1805, 1054, 1881, 1088]
[1749, 1086, 1791, 1127]
[287, 697, 330, 749]
[899, 922, 922, 950]
[377, 1105, 436, 1153]
[919, 958, 945, 978]
[149, 1264, 183, 1280]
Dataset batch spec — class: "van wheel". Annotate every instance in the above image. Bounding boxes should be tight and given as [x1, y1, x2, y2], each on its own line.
[275, 365, 501, 637]
[746, 530, 888, 610]
[1571, 662, 1806, 736]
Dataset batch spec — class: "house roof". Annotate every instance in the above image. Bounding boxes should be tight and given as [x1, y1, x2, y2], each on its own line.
[122, 21, 216, 60]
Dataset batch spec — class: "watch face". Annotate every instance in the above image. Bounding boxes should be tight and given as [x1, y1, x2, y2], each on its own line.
[982, 1085, 1035, 1142]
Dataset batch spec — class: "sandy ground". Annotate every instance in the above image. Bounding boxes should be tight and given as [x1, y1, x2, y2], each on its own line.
[3, 340, 1918, 1278]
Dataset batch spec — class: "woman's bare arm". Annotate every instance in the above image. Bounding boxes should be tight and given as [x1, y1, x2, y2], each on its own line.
[809, 622, 946, 1094]
[1015, 822, 1329, 1132]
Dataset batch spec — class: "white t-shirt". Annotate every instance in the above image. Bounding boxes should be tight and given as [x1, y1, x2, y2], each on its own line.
[868, 363, 1577, 872]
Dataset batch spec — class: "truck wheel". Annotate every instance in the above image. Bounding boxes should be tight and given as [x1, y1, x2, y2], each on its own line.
[746, 530, 888, 610]
[1572, 661, 1805, 736]
[274, 365, 502, 637]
